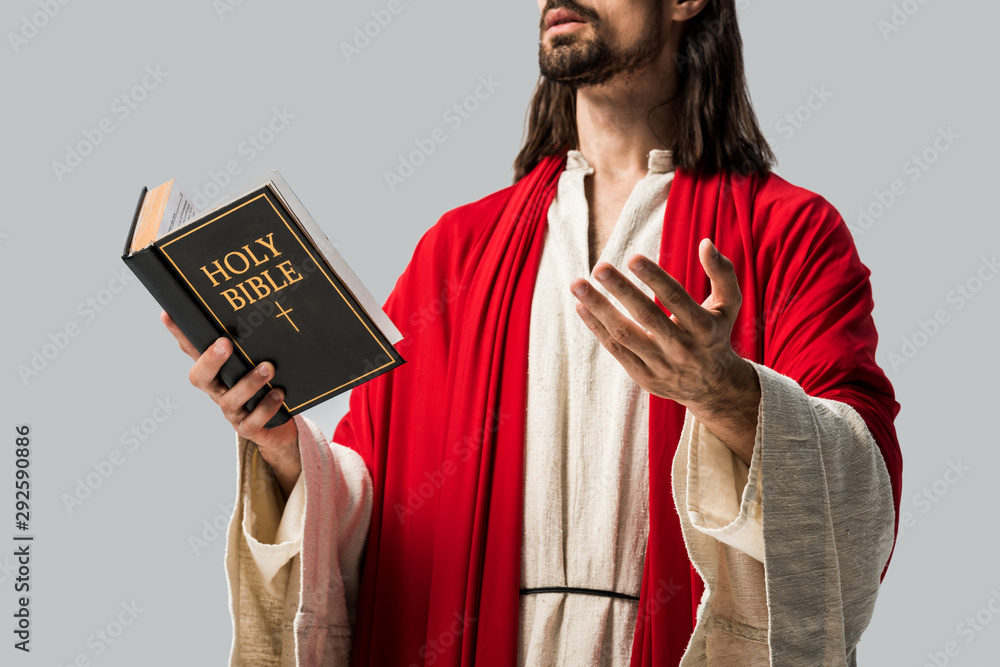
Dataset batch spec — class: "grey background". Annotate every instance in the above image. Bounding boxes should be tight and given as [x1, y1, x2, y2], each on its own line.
[1, 0, 996, 664]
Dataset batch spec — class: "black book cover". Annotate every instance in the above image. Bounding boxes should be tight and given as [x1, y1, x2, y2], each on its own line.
[123, 182, 405, 428]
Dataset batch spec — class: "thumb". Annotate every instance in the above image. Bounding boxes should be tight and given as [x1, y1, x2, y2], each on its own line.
[698, 238, 741, 320]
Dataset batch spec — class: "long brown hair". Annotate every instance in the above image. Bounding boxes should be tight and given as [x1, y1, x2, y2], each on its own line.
[513, 0, 775, 181]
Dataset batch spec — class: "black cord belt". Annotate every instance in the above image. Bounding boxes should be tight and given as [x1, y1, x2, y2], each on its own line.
[520, 586, 640, 602]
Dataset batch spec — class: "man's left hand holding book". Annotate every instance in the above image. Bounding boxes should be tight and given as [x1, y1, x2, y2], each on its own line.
[160, 310, 302, 499]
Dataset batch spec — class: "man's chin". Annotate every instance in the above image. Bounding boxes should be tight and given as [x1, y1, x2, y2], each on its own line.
[541, 46, 603, 84]
[540, 59, 610, 87]
[538, 28, 623, 84]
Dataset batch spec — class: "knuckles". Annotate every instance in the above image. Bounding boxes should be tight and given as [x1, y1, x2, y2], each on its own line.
[608, 322, 633, 344]
[187, 365, 203, 390]
[240, 418, 262, 438]
[663, 283, 686, 304]
[218, 390, 239, 415]
[602, 335, 627, 357]
[634, 306, 663, 329]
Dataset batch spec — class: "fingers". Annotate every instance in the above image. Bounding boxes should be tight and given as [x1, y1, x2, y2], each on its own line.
[188, 337, 234, 403]
[698, 239, 742, 320]
[160, 311, 200, 361]
[570, 278, 652, 371]
[163, 311, 232, 402]
[161, 310, 288, 448]
[236, 387, 286, 442]
[218, 361, 279, 423]
[623, 255, 708, 330]
[593, 257, 704, 334]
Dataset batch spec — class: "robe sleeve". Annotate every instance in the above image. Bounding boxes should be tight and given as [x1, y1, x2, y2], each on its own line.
[673, 186, 900, 666]
[678, 363, 894, 665]
[239, 448, 305, 601]
[225, 414, 373, 667]
[682, 392, 764, 563]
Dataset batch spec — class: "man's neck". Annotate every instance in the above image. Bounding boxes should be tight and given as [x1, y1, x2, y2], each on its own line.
[576, 88, 674, 177]
[575, 74, 677, 269]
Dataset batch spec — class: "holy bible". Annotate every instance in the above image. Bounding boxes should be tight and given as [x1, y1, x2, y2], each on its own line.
[122, 170, 405, 428]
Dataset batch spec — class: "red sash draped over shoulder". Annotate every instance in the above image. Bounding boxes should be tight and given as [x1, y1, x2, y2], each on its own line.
[333, 153, 902, 666]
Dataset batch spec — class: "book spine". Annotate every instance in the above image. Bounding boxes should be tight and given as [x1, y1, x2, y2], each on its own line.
[123, 246, 291, 428]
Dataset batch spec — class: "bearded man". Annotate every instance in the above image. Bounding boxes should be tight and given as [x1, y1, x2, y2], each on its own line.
[164, 1, 903, 665]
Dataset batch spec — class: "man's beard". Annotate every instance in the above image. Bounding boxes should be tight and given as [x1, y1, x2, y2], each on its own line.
[539, 8, 661, 87]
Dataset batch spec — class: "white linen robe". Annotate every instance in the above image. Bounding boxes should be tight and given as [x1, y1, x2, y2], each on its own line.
[224, 150, 895, 667]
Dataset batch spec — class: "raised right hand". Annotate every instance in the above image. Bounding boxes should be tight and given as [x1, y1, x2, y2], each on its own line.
[160, 310, 302, 497]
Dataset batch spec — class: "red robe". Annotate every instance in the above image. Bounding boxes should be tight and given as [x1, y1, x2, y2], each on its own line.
[332, 151, 903, 666]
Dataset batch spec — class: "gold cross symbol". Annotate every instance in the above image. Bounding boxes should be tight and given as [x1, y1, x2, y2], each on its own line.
[274, 302, 300, 332]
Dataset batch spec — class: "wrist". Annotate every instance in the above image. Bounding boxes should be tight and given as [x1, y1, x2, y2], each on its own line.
[687, 355, 760, 467]
[690, 353, 759, 420]
[256, 423, 302, 499]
